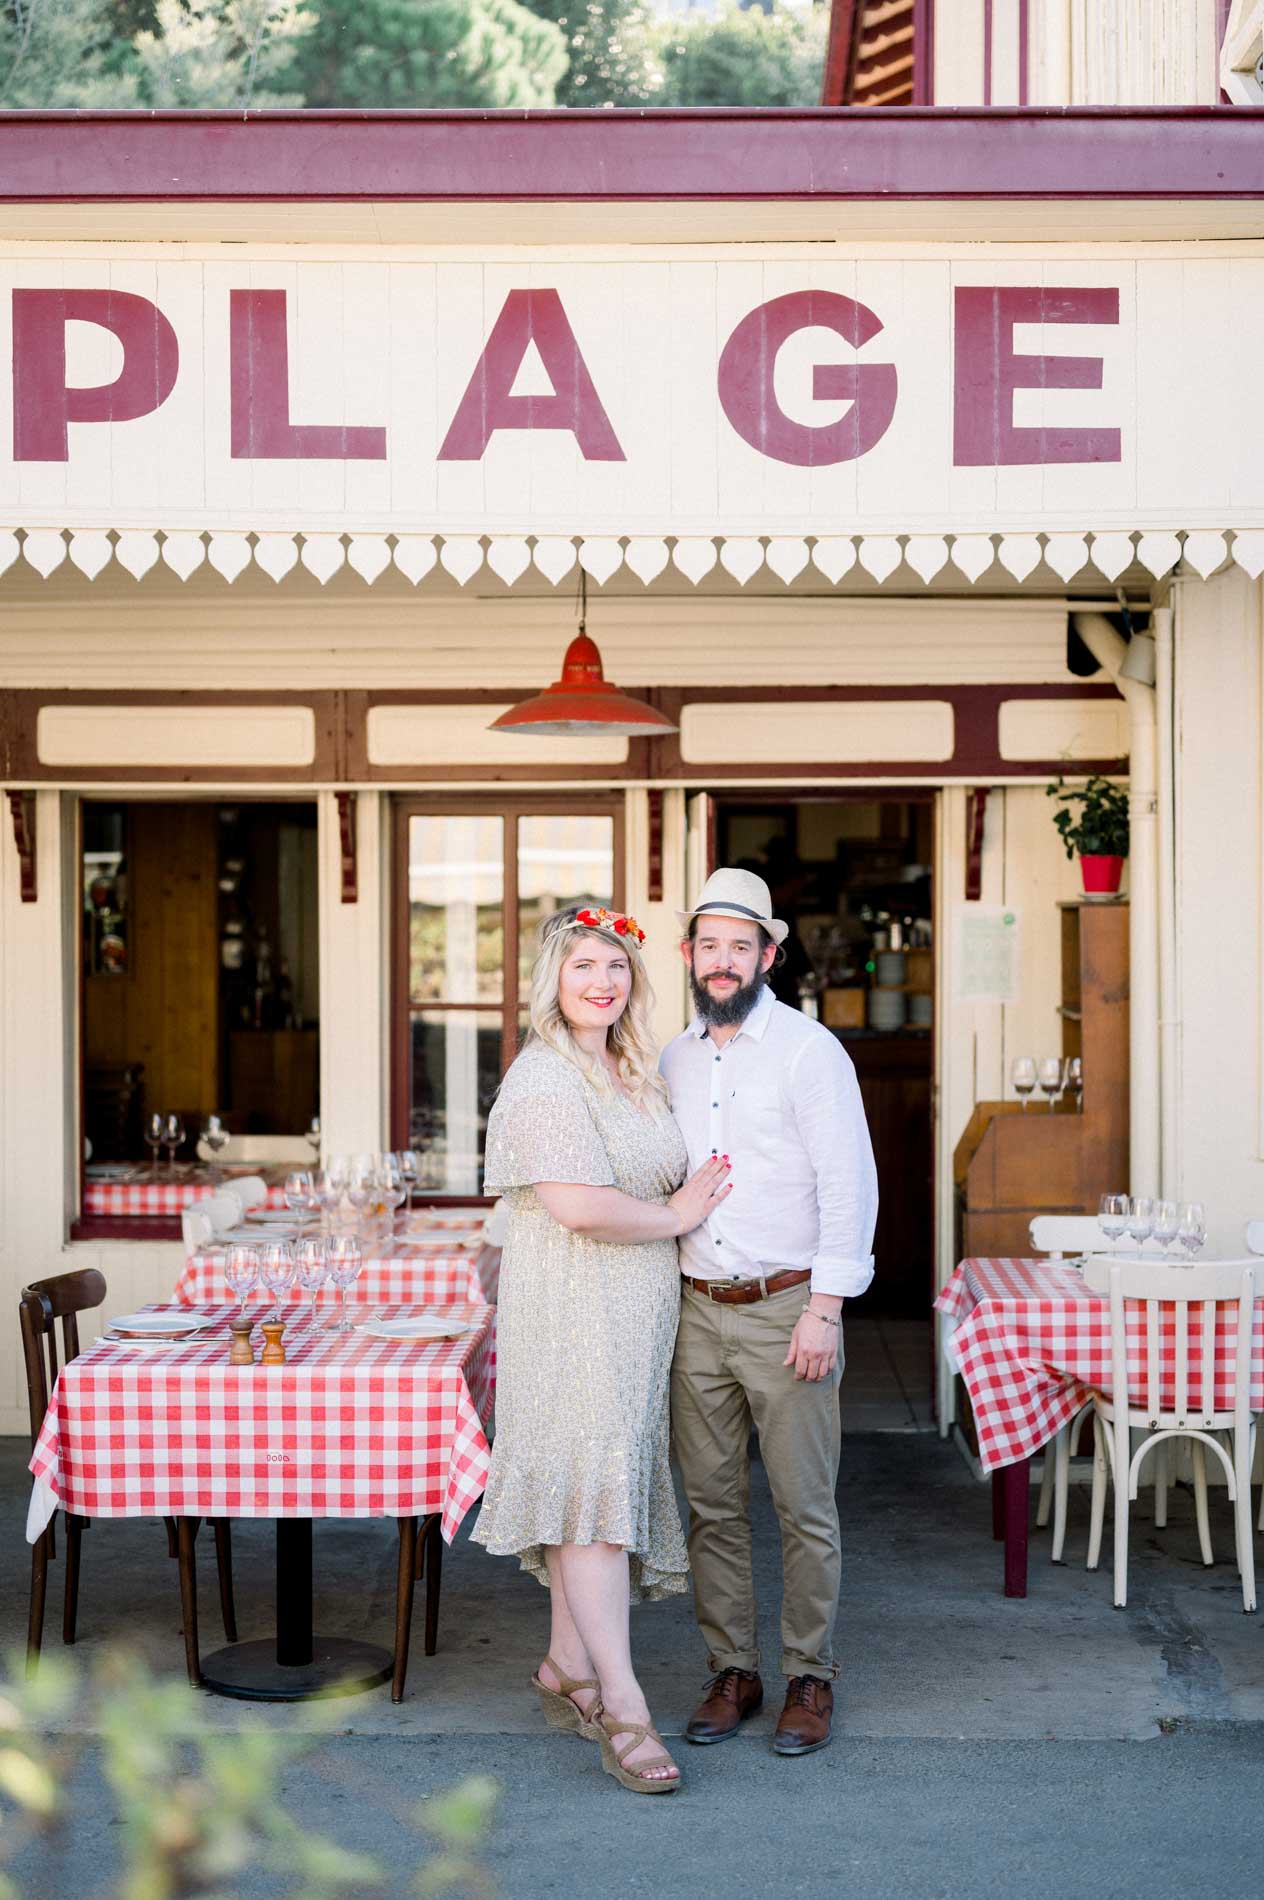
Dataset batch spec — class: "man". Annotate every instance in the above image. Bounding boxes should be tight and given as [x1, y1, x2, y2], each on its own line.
[661, 867, 878, 1757]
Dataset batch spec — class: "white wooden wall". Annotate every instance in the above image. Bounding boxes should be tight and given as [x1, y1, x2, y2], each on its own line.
[937, 0, 1222, 105]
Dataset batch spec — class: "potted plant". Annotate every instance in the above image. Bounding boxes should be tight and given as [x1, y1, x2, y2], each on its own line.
[1046, 775, 1129, 895]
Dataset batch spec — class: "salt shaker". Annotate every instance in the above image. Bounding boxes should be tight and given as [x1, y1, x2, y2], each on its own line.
[260, 1320, 286, 1365]
[228, 1316, 255, 1366]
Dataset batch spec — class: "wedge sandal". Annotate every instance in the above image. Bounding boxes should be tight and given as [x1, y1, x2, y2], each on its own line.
[596, 1708, 681, 1794]
[531, 1656, 602, 1740]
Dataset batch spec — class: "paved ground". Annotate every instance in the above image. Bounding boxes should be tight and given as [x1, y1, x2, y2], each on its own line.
[5, 1427, 1264, 1896]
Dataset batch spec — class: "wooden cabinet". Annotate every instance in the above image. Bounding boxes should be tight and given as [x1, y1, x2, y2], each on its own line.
[229, 1029, 319, 1134]
[959, 902, 1129, 1258]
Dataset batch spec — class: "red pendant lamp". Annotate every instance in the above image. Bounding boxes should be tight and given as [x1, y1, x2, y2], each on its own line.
[489, 573, 677, 739]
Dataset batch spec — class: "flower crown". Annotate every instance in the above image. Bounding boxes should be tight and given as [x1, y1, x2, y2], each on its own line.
[570, 906, 646, 946]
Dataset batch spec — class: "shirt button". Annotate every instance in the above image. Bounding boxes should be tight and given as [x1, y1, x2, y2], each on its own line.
[716, 1238, 723, 1246]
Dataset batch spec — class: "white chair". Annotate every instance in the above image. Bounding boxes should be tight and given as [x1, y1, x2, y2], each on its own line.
[181, 1201, 215, 1254]
[1030, 1216, 1102, 1560]
[1245, 1219, 1264, 1258]
[227, 1175, 268, 1212]
[1087, 1260, 1257, 1611]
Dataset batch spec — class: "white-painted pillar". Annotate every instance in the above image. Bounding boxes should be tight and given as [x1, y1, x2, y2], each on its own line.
[317, 790, 388, 1160]
[1153, 605, 1180, 1197]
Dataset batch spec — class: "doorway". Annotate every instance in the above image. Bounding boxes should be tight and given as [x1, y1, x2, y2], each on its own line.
[712, 792, 936, 1426]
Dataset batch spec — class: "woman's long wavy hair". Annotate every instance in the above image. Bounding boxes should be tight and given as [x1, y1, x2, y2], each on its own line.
[525, 906, 670, 1114]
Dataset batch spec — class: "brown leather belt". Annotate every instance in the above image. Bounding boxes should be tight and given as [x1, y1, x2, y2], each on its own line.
[681, 1268, 811, 1305]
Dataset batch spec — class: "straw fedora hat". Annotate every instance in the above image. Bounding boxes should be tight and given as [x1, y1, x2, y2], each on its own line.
[678, 868, 789, 947]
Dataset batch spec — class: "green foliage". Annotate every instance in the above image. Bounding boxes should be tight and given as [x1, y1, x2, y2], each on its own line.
[285, 0, 568, 108]
[523, 0, 661, 106]
[0, 1649, 499, 1900]
[654, 1, 827, 107]
[1046, 775, 1130, 859]
[0, 0, 140, 106]
[133, 0, 313, 105]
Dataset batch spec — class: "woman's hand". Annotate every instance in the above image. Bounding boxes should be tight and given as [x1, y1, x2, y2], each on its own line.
[667, 1155, 733, 1236]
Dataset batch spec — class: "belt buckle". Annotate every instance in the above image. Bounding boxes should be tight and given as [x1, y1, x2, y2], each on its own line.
[705, 1277, 740, 1298]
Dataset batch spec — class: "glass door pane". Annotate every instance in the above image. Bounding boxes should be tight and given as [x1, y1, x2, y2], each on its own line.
[408, 816, 503, 1004]
[409, 1008, 502, 1194]
[517, 814, 615, 1000]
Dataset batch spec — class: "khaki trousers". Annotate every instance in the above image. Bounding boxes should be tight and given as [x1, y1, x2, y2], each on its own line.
[670, 1280, 844, 1681]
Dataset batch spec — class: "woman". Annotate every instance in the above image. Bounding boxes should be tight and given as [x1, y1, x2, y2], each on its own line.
[472, 903, 731, 1794]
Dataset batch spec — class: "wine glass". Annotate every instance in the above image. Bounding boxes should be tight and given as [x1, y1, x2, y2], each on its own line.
[1126, 1196, 1155, 1253]
[1098, 1193, 1129, 1253]
[1067, 1057, 1083, 1110]
[283, 1170, 317, 1239]
[1037, 1058, 1064, 1113]
[259, 1239, 296, 1320]
[346, 1159, 376, 1235]
[224, 1244, 259, 1318]
[1151, 1199, 1180, 1257]
[1012, 1058, 1036, 1111]
[398, 1150, 421, 1215]
[163, 1113, 186, 1172]
[316, 1165, 346, 1237]
[304, 1116, 322, 1162]
[294, 1237, 328, 1330]
[380, 1158, 406, 1232]
[201, 1113, 229, 1184]
[145, 1112, 165, 1177]
[327, 1236, 362, 1334]
[1177, 1202, 1206, 1263]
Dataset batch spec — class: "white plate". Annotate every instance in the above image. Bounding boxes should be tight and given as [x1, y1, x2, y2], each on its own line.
[404, 1234, 479, 1252]
[246, 1207, 302, 1224]
[362, 1315, 471, 1342]
[110, 1310, 214, 1336]
[220, 1224, 298, 1243]
[100, 1334, 193, 1350]
[86, 1164, 134, 1181]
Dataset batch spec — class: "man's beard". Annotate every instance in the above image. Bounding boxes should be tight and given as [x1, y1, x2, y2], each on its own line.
[690, 965, 767, 1028]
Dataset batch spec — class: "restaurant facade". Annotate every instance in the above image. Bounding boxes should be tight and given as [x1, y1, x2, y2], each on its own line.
[2, 51, 1263, 1435]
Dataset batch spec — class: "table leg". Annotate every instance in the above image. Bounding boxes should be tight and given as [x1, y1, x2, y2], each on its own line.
[1001, 1457, 1030, 1599]
[200, 1520, 392, 1702]
[991, 1471, 1005, 1540]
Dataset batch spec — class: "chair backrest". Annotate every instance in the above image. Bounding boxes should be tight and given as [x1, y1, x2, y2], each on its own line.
[19, 1269, 107, 1448]
[181, 1202, 216, 1253]
[1245, 1219, 1264, 1257]
[1029, 1214, 1101, 1257]
[228, 1174, 268, 1211]
[1104, 1260, 1255, 1430]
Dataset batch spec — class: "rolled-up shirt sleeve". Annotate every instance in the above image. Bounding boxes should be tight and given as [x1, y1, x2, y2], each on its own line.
[789, 1035, 878, 1298]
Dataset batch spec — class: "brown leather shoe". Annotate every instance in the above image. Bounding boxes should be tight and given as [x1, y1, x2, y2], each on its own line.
[772, 1676, 834, 1755]
[684, 1668, 763, 1745]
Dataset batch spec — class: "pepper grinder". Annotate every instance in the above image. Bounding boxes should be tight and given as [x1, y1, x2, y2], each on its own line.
[260, 1319, 286, 1365]
[228, 1316, 255, 1366]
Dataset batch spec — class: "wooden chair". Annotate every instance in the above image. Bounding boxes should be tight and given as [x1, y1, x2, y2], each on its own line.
[1029, 1216, 1102, 1560]
[1087, 1260, 1258, 1611]
[21, 1269, 238, 1674]
[391, 1512, 444, 1702]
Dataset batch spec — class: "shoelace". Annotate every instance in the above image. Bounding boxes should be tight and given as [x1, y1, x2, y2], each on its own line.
[707, 1668, 752, 1703]
[785, 1676, 825, 1709]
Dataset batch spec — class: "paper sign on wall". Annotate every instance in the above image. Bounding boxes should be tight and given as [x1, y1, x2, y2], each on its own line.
[956, 906, 1020, 1004]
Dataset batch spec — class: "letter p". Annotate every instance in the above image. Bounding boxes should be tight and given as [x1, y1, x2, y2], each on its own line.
[12, 289, 179, 462]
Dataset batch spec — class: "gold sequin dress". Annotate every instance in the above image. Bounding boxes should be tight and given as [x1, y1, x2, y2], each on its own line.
[471, 1041, 690, 1600]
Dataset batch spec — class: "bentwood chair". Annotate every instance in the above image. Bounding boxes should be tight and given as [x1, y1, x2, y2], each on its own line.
[1029, 1216, 1101, 1560]
[1087, 1260, 1258, 1611]
[20, 1269, 238, 1673]
[391, 1512, 445, 1702]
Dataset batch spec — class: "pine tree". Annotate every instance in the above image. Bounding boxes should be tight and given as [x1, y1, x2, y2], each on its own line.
[134, 0, 312, 105]
[655, 1, 826, 108]
[0, 0, 140, 105]
[285, 0, 568, 108]
[523, 0, 662, 107]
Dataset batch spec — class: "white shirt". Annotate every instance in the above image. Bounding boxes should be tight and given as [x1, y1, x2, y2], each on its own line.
[660, 985, 878, 1299]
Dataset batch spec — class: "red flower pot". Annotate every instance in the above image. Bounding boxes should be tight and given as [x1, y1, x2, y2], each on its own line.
[1080, 854, 1124, 895]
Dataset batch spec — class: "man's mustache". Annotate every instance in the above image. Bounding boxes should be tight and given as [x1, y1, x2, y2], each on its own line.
[703, 972, 741, 984]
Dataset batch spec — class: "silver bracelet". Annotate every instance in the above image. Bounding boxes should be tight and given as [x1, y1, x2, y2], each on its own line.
[806, 1305, 840, 1328]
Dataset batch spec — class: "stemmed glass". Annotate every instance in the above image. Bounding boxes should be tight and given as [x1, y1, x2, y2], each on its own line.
[259, 1240, 296, 1320]
[316, 1165, 346, 1237]
[1067, 1057, 1083, 1111]
[327, 1237, 362, 1334]
[163, 1113, 186, 1172]
[304, 1117, 322, 1163]
[1098, 1193, 1129, 1253]
[283, 1170, 318, 1239]
[1012, 1058, 1036, 1111]
[346, 1158, 376, 1236]
[398, 1150, 421, 1215]
[1151, 1200, 1180, 1257]
[201, 1113, 229, 1184]
[1037, 1058, 1064, 1112]
[294, 1237, 328, 1331]
[224, 1243, 259, 1318]
[1126, 1196, 1155, 1254]
[1177, 1202, 1206, 1263]
[145, 1113, 165, 1176]
[380, 1157, 406, 1233]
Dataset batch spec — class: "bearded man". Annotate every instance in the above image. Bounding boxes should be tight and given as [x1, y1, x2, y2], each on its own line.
[660, 868, 878, 1757]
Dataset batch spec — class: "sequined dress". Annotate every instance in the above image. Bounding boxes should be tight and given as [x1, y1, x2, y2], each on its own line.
[471, 1041, 690, 1600]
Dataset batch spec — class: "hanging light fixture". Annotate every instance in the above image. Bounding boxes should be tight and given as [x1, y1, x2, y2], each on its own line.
[488, 570, 678, 739]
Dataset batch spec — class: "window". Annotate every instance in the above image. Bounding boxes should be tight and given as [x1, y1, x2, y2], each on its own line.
[393, 798, 622, 1196]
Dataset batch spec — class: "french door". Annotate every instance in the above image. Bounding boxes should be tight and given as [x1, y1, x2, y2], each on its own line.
[391, 796, 624, 1196]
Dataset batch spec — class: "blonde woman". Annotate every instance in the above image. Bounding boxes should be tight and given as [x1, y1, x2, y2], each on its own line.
[472, 904, 731, 1794]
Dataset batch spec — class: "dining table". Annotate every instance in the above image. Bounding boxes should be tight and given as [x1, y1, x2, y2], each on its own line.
[936, 1252, 1264, 1599]
[83, 1165, 291, 1217]
[28, 1301, 495, 1700]
[172, 1221, 499, 1311]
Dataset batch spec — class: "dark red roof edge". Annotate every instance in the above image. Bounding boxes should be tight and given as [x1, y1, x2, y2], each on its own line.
[0, 107, 1259, 202]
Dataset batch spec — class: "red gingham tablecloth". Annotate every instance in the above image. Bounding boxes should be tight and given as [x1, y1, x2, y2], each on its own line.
[28, 1303, 495, 1546]
[83, 1170, 290, 1217]
[936, 1256, 1264, 1474]
[171, 1237, 498, 1309]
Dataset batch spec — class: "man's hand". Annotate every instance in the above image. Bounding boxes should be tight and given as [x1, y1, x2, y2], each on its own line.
[784, 1297, 843, 1382]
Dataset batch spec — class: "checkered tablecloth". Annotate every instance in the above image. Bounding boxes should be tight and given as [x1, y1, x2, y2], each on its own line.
[28, 1303, 495, 1546]
[171, 1234, 497, 1309]
[83, 1169, 289, 1217]
[936, 1256, 1264, 1474]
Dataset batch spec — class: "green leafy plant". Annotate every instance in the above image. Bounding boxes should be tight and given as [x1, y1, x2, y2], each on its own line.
[1046, 775, 1130, 859]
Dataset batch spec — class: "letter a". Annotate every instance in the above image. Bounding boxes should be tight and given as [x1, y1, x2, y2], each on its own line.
[438, 289, 624, 461]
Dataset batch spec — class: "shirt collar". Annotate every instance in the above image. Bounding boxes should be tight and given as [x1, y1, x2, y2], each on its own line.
[689, 982, 776, 1044]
